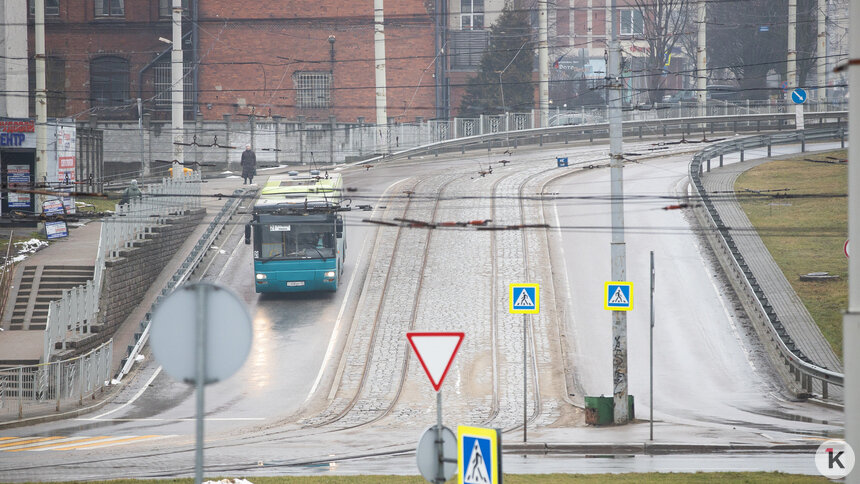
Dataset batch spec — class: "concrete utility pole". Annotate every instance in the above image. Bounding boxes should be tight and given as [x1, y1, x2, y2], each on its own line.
[538, 0, 549, 128]
[171, 0, 184, 178]
[696, 0, 707, 116]
[817, 0, 827, 101]
[607, 0, 628, 425]
[787, 0, 797, 93]
[373, 0, 389, 150]
[844, 1, 860, 481]
[434, 0, 445, 120]
[34, 0, 47, 210]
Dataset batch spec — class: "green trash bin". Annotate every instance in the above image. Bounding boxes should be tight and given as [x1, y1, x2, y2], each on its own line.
[584, 396, 614, 425]
[584, 395, 634, 425]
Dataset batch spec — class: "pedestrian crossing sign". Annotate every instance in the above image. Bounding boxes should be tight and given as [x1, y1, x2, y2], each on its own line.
[458, 426, 500, 484]
[604, 281, 633, 311]
[509, 283, 539, 314]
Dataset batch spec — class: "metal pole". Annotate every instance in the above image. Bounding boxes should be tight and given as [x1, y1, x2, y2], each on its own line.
[787, 0, 797, 118]
[138, 98, 147, 178]
[435, 390, 443, 484]
[538, 0, 549, 128]
[523, 313, 528, 441]
[844, 1, 860, 482]
[817, 0, 827, 103]
[171, 0, 185, 178]
[696, 0, 707, 117]
[650, 251, 655, 441]
[34, 0, 47, 213]
[608, 0, 628, 425]
[194, 285, 207, 484]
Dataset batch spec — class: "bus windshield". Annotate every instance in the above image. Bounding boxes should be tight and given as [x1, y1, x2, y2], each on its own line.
[259, 222, 335, 260]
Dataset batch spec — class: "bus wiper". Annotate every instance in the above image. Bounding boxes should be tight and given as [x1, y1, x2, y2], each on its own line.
[308, 246, 327, 261]
[259, 253, 283, 264]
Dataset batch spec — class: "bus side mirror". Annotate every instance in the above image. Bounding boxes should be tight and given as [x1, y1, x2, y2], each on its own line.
[336, 217, 343, 238]
[245, 223, 251, 245]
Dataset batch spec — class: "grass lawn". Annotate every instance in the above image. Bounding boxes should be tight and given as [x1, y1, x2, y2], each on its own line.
[76, 195, 119, 214]
[5, 473, 832, 484]
[735, 150, 847, 360]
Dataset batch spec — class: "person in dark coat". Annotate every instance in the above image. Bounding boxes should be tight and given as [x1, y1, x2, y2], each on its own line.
[240, 144, 257, 185]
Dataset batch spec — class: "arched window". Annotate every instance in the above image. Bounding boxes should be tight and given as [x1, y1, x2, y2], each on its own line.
[90, 56, 128, 108]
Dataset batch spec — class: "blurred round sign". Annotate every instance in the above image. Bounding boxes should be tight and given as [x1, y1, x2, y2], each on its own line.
[846, 239, 851, 259]
[416, 425, 456, 483]
[150, 283, 252, 384]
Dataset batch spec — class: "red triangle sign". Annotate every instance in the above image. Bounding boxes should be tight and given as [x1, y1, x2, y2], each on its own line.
[407, 332, 464, 392]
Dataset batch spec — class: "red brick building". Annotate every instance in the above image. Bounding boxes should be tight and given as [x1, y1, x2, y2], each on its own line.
[28, 0, 437, 123]
[195, 1, 436, 122]
[26, 0, 184, 120]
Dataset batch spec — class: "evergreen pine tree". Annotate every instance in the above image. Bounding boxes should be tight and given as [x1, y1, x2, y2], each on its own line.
[459, 7, 534, 117]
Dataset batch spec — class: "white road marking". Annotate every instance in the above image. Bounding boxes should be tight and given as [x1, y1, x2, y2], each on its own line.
[87, 366, 162, 420]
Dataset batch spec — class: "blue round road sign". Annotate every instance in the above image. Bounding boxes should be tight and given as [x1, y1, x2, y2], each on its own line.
[791, 88, 807, 104]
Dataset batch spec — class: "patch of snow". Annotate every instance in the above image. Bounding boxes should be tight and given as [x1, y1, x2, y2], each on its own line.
[260, 164, 287, 171]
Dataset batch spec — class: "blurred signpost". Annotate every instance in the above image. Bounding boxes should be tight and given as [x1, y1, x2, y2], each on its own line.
[150, 283, 252, 484]
[407, 332, 464, 484]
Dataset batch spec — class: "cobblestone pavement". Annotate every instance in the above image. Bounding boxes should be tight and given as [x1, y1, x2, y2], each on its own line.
[302, 174, 457, 428]
[305, 141, 715, 435]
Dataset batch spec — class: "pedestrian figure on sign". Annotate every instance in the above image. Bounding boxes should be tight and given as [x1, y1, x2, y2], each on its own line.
[241, 144, 257, 185]
[120, 179, 142, 205]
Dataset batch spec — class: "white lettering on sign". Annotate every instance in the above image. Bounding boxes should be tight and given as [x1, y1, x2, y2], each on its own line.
[269, 224, 291, 232]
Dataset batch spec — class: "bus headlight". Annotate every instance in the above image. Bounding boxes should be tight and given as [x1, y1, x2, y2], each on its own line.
[256, 273, 267, 280]
[324, 271, 336, 278]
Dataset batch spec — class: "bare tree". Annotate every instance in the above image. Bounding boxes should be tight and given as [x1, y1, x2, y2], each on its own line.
[707, 0, 818, 100]
[633, 0, 691, 104]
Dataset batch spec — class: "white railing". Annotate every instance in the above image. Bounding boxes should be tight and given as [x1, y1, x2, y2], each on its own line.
[42, 172, 201, 363]
[1, 339, 112, 422]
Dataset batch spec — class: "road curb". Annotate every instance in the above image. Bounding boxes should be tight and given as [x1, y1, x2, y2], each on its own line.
[502, 442, 819, 455]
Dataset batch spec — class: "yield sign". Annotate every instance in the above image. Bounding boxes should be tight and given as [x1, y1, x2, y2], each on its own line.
[407, 332, 465, 392]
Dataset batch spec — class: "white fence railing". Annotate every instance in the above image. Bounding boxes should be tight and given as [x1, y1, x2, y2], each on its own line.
[1, 339, 112, 421]
[42, 172, 201, 363]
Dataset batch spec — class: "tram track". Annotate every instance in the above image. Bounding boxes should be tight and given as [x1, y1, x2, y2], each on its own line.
[301, 174, 458, 431]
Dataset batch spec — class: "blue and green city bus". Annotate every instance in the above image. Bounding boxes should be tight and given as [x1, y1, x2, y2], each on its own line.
[245, 172, 346, 293]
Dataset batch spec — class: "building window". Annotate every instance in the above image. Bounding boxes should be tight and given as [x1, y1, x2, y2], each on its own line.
[152, 57, 193, 111]
[90, 56, 129, 108]
[294, 72, 331, 109]
[94, 0, 124, 17]
[460, 0, 484, 30]
[449, 30, 489, 70]
[159, 0, 189, 18]
[619, 9, 644, 36]
[28, 57, 66, 117]
[29, 0, 60, 16]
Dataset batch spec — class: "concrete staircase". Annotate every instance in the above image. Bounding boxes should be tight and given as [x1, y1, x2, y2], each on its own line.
[8, 265, 95, 331]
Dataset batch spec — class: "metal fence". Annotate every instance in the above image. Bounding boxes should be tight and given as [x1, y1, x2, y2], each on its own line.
[43, 172, 202, 363]
[688, 127, 845, 399]
[117, 188, 250, 381]
[1, 339, 112, 421]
